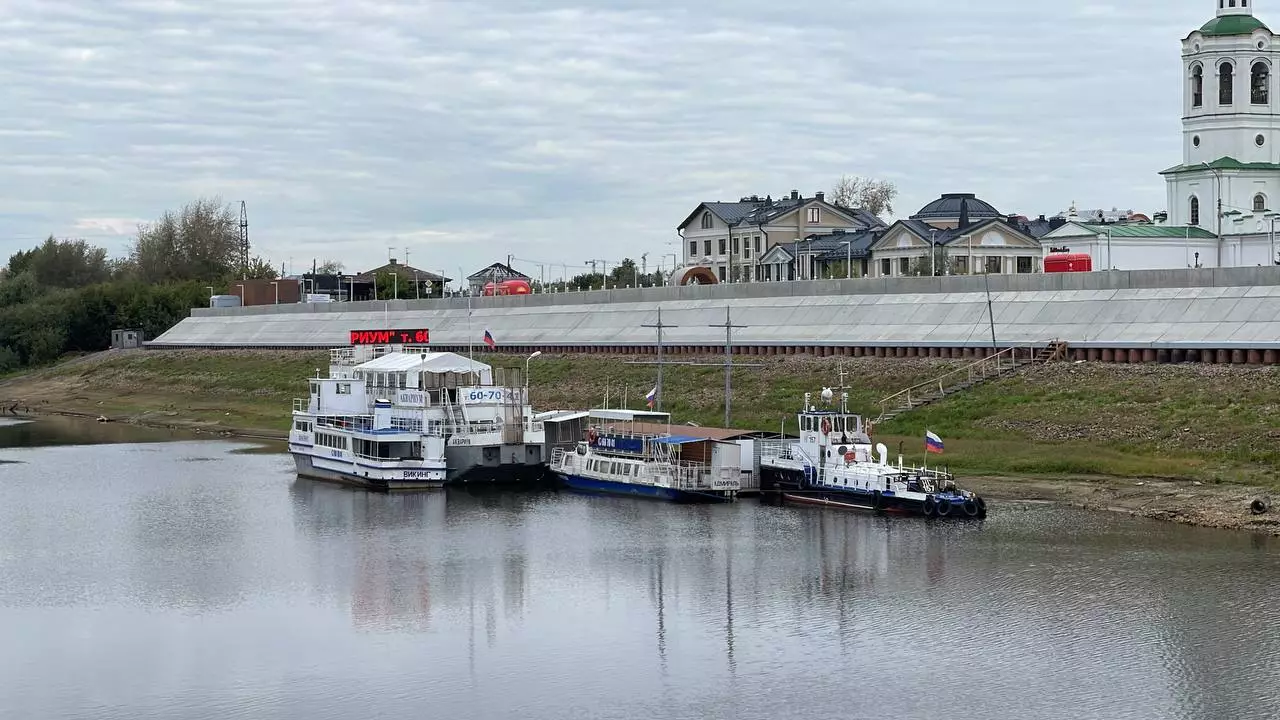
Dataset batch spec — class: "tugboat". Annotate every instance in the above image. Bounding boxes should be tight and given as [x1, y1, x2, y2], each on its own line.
[549, 409, 741, 503]
[759, 388, 987, 519]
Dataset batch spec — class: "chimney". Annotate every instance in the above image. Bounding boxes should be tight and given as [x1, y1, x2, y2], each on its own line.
[389, 258, 398, 266]
[1038, 214, 1047, 222]
[1049, 217, 1067, 230]
[815, 191, 825, 203]
[958, 197, 970, 229]
[790, 189, 799, 201]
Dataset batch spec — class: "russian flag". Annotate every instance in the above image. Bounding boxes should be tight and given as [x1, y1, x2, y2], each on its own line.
[483, 329, 496, 348]
[645, 386, 657, 408]
[925, 430, 944, 454]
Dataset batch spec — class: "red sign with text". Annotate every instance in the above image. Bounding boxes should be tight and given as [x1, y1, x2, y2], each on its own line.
[349, 328, 430, 345]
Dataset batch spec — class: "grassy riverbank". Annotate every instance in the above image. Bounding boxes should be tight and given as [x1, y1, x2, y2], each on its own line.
[3, 349, 1278, 488]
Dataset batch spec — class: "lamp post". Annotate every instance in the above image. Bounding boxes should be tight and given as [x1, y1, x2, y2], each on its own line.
[1096, 231, 1112, 270]
[929, 229, 937, 276]
[270, 281, 279, 304]
[205, 286, 214, 298]
[236, 283, 245, 304]
[389, 272, 398, 300]
[1200, 161, 1224, 266]
[524, 348, 540, 386]
[840, 240, 852, 279]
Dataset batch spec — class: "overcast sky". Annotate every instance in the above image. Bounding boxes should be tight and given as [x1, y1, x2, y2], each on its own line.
[0, 1, 1224, 282]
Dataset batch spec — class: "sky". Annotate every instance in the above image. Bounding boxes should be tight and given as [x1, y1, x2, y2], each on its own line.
[0, 0, 1226, 284]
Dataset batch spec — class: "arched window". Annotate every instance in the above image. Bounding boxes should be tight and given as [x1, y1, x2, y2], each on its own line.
[1221, 62, 1235, 105]
[1255, 194, 1268, 212]
[1253, 62, 1270, 104]
[1192, 65, 1204, 107]
[700, 212, 713, 229]
[1190, 196, 1201, 226]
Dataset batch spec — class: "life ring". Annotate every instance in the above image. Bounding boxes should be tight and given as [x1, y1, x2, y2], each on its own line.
[936, 499, 952, 517]
[821, 418, 832, 435]
[1251, 499, 1269, 515]
[923, 496, 937, 517]
[872, 490, 884, 512]
[844, 452, 855, 465]
[962, 499, 979, 517]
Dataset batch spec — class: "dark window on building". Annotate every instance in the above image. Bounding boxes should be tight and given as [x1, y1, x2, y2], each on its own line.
[703, 240, 711, 256]
[1220, 62, 1235, 105]
[754, 236, 761, 252]
[717, 266, 726, 281]
[986, 256, 1002, 274]
[1190, 196, 1200, 226]
[689, 241, 697, 257]
[1253, 62, 1270, 104]
[732, 237, 739, 255]
[1255, 194, 1268, 212]
[880, 258, 892, 276]
[1017, 256, 1034, 274]
[1192, 65, 1203, 107]
[718, 238, 726, 255]
[899, 257, 910, 274]
[700, 212, 713, 229]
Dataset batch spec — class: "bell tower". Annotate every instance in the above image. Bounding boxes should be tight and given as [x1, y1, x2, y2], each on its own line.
[1162, 0, 1278, 237]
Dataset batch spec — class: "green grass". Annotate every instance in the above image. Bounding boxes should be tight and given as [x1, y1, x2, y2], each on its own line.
[8, 350, 1280, 486]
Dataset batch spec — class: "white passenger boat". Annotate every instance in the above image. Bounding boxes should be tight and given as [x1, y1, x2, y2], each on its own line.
[758, 389, 987, 519]
[548, 409, 742, 503]
[289, 343, 546, 490]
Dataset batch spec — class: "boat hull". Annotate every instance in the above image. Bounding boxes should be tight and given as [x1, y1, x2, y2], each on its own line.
[761, 466, 986, 519]
[292, 453, 445, 491]
[556, 473, 734, 504]
[446, 443, 551, 486]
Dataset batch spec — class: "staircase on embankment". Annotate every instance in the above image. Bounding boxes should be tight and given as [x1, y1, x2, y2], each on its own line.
[874, 341, 1068, 424]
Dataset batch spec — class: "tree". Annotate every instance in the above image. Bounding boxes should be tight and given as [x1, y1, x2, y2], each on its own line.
[7, 236, 111, 289]
[125, 197, 242, 283]
[243, 256, 279, 280]
[829, 175, 898, 219]
[316, 260, 344, 275]
[906, 246, 962, 277]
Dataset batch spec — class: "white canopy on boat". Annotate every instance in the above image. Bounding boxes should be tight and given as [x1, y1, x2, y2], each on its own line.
[354, 351, 493, 383]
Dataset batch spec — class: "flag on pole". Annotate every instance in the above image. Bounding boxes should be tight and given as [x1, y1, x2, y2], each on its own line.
[483, 329, 496, 348]
[645, 386, 657, 409]
[925, 430, 944, 454]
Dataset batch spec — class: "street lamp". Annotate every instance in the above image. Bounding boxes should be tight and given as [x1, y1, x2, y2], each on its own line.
[929, 229, 937, 277]
[236, 284, 245, 305]
[389, 272, 398, 300]
[270, 280, 279, 304]
[525, 351, 542, 388]
[1096, 231, 1112, 270]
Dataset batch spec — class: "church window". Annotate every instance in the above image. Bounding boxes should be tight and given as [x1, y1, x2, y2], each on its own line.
[1193, 135, 1201, 147]
[1192, 65, 1204, 108]
[1254, 194, 1267, 212]
[1190, 197, 1201, 226]
[1253, 62, 1270, 104]
[700, 212, 713, 229]
[1220, 62, 1235, 105]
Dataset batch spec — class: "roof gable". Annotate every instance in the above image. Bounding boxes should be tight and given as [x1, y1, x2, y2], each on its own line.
[938, 219, 1040, 248]
[467, 262, 529, 281]
[758, 244, 795, 263]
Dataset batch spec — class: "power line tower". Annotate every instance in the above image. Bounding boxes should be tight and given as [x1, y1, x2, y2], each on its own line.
[709, 306, 747, 427]
[641, 307, 678, 412]
[238, 201, 250, 278]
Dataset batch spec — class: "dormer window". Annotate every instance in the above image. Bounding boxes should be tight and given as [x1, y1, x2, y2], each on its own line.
[700, 211, 713, 229]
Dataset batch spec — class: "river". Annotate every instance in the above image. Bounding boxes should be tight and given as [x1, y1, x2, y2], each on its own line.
[1, 417, 1278, 719]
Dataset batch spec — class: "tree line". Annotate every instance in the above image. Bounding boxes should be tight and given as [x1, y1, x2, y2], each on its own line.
[0, 197, 277, 373]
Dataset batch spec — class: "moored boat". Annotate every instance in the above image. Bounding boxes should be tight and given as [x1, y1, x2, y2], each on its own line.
[549, 409, 742, 503]
[289, 339, 546, 490]
[758, 389, 987, 519]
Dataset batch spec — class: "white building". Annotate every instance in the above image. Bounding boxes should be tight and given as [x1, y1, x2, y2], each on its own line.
[869, 193, 1044, 277]
[1047, 1, 1280, 269]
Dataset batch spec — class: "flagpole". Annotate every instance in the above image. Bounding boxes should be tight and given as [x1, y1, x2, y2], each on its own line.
[467, 293, 474, 368]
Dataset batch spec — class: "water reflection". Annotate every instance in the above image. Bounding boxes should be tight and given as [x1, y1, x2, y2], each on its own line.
[0, 434, 1278, 719]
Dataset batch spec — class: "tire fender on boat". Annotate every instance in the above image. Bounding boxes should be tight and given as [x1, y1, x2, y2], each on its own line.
[962, 499, 979, 517]
[936, 498, 952, 517]
[1251, 498, 1269, 515]
[923, 495, 937, 517]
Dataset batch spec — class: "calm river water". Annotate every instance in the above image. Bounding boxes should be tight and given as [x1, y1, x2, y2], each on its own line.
[1, 417, 1279, 719]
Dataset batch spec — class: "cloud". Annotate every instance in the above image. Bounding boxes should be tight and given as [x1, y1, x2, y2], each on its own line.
[73, 218, 148, 235]
[0, 0, 1221, 279]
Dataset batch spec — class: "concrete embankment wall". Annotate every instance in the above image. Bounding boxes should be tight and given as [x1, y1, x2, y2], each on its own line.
[150, 267, 1280, 364]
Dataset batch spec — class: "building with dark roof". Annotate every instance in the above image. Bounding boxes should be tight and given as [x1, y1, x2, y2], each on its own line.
[868, 193, 1044, 277]
[467, 262, 530, 294]
[676, 189, 887, 283]
[756, 228, 883, 281]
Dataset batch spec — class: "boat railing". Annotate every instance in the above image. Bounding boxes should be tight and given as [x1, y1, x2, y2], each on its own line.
[757, 438, 794, 461]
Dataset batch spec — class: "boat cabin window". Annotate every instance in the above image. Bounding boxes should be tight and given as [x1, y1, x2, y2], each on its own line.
[294, 420, 312, 432]
[336, 383, 351, 395]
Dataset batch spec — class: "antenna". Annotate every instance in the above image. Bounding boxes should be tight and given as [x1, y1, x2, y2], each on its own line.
[238, 201, 249, 278]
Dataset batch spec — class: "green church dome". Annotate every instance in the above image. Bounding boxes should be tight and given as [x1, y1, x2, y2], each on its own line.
[1199, 15, 1270, 36]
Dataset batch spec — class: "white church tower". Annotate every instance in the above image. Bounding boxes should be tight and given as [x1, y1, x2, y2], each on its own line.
[1164, 0, 1279, 250]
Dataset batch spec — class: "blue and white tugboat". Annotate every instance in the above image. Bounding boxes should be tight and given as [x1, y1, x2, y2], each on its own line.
[759, 389, 987, 519]
[549, 409, 742, 503]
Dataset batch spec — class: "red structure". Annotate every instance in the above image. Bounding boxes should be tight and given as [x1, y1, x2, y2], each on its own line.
[483, 279, 532, 296]
[1043, 253, 1093, 273]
